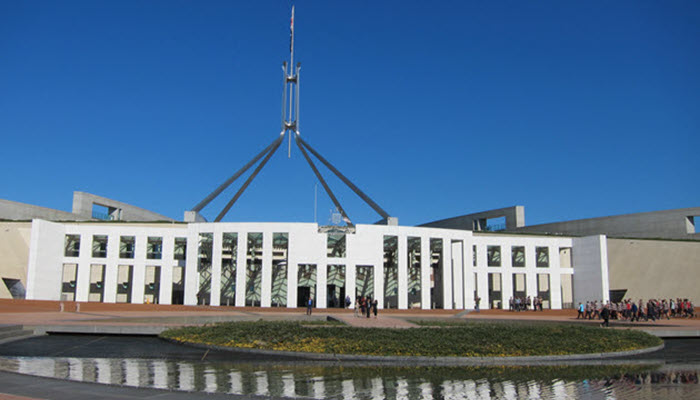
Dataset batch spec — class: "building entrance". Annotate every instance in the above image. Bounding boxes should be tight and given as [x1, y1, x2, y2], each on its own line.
[297, 264, 317, 307]
[327, 264, 345, 308]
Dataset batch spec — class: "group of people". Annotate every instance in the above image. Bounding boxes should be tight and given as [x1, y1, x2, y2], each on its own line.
[508, 295, 545, 312]
[305, 295, 379, 318]
[354, 296, 378, 318]
[577, 298, 695, 325]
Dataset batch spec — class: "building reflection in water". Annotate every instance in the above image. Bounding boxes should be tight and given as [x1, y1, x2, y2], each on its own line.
[2, 356, 699, 399]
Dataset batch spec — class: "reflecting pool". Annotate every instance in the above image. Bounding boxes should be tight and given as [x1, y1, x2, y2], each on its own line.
[0, 356, 698, 399]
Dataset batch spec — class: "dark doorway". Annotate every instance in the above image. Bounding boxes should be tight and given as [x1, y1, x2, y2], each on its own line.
[297, 286, 311, 308]
[327, 284, 345, 308]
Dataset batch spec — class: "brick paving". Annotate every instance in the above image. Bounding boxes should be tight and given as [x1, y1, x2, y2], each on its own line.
[1, 299, 698, 335]
[0, 394, 44, 400]
[333, 313, 418, 328]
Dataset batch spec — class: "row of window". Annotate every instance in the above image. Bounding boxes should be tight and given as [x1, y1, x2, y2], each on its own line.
[65, 232, 345, 261]
[64, 234, 187, 260]
[64, 234, 571, 269]
[478, 245, 573, 268]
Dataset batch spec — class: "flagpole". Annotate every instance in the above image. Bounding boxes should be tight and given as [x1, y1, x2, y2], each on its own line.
[287, 6, 295, 158]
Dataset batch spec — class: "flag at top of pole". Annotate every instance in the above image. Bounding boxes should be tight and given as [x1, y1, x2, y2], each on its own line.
[290, 6, 295, 53]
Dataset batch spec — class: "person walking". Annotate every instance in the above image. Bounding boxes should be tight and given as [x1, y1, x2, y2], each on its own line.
[306, 297, 313, 315]
[577, 302, 584, 319]
[366, 296, 372, 318]
[600, 305, 610, 327]
[372, 298, 378, 318]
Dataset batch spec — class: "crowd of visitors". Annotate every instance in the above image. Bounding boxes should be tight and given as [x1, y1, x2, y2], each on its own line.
[354, 296, 378, 318]
[508, 296, 545, 312]
[577, 298, 695, 326]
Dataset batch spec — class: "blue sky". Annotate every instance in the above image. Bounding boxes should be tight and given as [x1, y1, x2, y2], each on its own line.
[1, 1, 698, 226]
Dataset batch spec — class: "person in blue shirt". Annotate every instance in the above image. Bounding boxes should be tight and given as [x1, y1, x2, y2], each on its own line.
[306, 297, 313, 315]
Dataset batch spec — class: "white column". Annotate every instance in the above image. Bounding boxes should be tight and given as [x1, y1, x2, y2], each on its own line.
[235, 231, 247, 307]
[74, 234, 92, 302]
[103, 264, 117, 303]
[261, 232, 273, 307]
[476, 244, 489, 310]
[132, 235, 147, 304]
[287, 233, 298, 308]
[452, 241, 464, 309]
[420, 237, 430, 309]
[525, 244, 538, 301]
[184, 229, 199, 306]
[210, 231, 222, 306]
[317, 262, 327, 309]
[549, 245, 562, 309]
[375, 259, 384, 309]
[397, 235, 408, 309]
[464, 241, 474, 309]
[103, 234, 119, 303]
[75, 262, 90, 302]
[160, 234, 174, 305]
[501, 244, 513, 310]
[442, 238, 453, 310]
[346, 263, 356, 307]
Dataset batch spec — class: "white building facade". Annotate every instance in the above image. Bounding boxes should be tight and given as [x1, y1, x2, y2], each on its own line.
[25, 219, 609, 309]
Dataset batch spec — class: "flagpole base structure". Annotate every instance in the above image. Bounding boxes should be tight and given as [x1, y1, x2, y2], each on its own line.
[185, 7, 394, 225]
[184, 211, 207, 223]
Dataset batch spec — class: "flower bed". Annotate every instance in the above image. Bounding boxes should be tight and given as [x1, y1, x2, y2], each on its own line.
[160, 320, 662, 357]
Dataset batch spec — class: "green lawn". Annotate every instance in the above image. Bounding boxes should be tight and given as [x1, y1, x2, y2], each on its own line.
[160, 320, 662, 357]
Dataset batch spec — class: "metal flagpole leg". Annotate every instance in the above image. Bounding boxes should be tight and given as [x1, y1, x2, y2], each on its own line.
[214, 135, 284, 222]
[281, 62, 288, 132]
[295, 63, 301, 132]
[191, 134, 284, 213]
[295, 134, 353, 226]
[298, 136, 390, 220]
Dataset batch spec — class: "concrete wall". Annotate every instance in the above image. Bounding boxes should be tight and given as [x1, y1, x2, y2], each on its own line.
[72, 192, 175, 222]
[421, 206, 525, 231]
[572, 235, 610, 304]
[0, 199, 90, 221]
[607, 238, 700, 301]
[2, 192, 175, 223]
[26, 220, 65, 301]
[517, 207, 700, 241]
[0, 222, 32, 298]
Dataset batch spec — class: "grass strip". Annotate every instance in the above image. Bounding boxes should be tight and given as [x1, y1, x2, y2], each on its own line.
[160, 320, 662, 357]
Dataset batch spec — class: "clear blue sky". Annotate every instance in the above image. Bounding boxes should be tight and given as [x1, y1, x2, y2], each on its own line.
[2, 1, 698, 226]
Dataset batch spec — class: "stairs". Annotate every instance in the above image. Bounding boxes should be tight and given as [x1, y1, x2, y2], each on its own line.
[0, 325, 35, 344]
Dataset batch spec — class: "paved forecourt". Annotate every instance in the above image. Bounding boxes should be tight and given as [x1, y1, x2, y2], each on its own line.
[0, 299, 698, 337]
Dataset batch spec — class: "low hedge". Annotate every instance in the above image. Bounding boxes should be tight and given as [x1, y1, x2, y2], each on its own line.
[160, 320, 662, 357]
